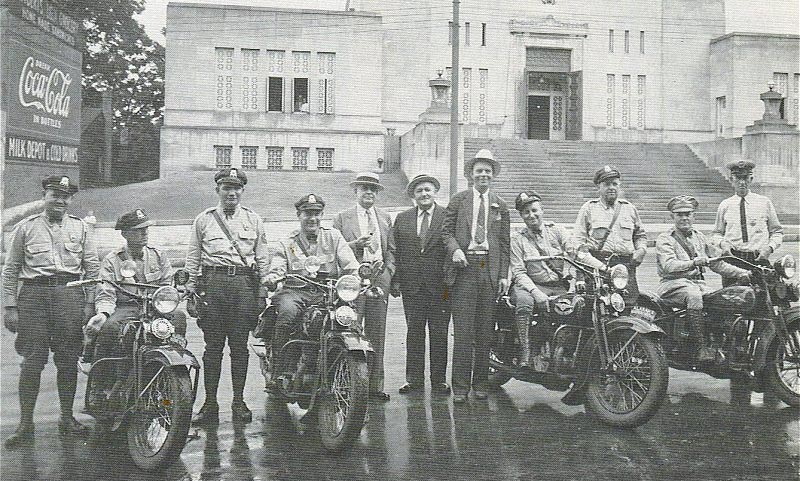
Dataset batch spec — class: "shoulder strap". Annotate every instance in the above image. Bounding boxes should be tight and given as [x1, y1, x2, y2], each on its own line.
[528, 230, 562, 279]
[211, 209, 250, 267]
[597, 202, 622, 251]
[671, 229, 697, 259]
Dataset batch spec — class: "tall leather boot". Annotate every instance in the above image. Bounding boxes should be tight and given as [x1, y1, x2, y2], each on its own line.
[56, 366, 88, 435]
[4, 369, 40, 448]
[515, 309, 531, 368]
[687, 309, 714, 363]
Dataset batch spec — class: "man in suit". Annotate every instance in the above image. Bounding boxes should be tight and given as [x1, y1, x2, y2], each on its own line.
[392, 174, 451, 395]
[442, 149, 511, 404]
[332, 172, 396, 402]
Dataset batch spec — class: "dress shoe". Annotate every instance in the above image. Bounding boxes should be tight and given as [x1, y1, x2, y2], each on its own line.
[472, 390, 488, 400]
[192, 403, 219, 426]
[432, 382, 451, 395]
[58, 416, 89, 436]
[370, 391, 390, 402]
[4, 423, 34, 449]
[452, 393, 467, 404]
[232, 400, 253, 424]
[398, 383, 422, 394]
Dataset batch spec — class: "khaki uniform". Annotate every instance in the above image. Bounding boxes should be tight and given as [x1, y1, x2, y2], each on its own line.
[510, 223, 573, 294]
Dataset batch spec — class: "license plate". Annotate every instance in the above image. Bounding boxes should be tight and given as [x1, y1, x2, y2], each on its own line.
[631, 306, 656, 322]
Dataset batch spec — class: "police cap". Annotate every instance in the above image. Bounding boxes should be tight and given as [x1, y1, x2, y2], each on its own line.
[593, 165, 621, 185]
[214, 168, 247, 186]
[726, 159, 755, 177]
[42, 175, 78, 194]
[115, 209, 155, 230]
[667, 195, 699, 213]
[295, 194, 325, 212]
[514, 190, 542, 211]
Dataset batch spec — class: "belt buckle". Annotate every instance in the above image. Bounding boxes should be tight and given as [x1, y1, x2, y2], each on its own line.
[227, 265, 236, 276]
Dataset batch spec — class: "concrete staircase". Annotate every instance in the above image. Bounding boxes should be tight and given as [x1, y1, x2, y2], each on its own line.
[464, 138, 733, 224]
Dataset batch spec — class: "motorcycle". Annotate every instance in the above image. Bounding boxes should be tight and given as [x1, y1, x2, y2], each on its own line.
[489, 253, 669, 428]
[67, 260, 200, 471]
[250, 256, 376, 452]
[632, 254, 800, 407]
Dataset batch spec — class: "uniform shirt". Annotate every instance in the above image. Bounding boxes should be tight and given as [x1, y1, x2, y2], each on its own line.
[356, 204, 384, 262]
[468, 187, 491, 251]
[573, 198, 647, 256]
[656, 228, 748, 285]
[510, 223, 572, 292]
[268, 227, 359, 279]
[711, 192, 783, 253]
[184, 204, 270, 290]
[2, 212, 100, 307]
[95, 245, 174, 315]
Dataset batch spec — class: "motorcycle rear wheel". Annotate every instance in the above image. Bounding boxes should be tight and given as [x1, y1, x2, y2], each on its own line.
[488, 327, 514, 388]
[584, 330, 668, 428]
[318, 349, 368, 452]
[765, 320, 800, 408]
[127, 365, 193, 471]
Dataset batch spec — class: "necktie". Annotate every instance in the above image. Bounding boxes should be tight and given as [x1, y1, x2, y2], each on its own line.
[366, 209, 380, 254]
[739, 197, 749, 243]
[475, 194, 486, 244]
[419, 209, 430, 247]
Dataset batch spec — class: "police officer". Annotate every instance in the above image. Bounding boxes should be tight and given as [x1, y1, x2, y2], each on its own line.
[265, 194, 359, 376]
[185, 168, 270, 425]
[2, 175, 100, 448]
[510, 191, 573, 367]
[84, 209, 187, 403]
[711, 160, 783, 286]
[656, 196, 749, 363]
[574, 165, 647, 303]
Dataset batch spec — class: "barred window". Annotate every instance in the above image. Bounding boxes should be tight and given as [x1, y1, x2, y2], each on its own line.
[317, 53, 335, 114]
[266, 147, 284, 170]
[215, 48, 234, 110]
[608, 30, 614, 53]
[241, 49, 259, 111]
[624, 30, 630, 54]
[292, 148, 309, 171]
[241, 146, 258, 170]
[317, 148, 334, 171]
[214, 145, 232, 169]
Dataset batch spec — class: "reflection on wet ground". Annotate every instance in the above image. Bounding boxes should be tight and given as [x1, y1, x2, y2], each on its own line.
[2, 384, 798, 481]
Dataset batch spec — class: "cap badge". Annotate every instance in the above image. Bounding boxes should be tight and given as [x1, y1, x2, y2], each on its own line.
[60, 177, 70, 187]
[136, 209, 145, 219]
[603, 166, 612, 173]
[230, 169, 238, 178]
[308, 194, 317, 204]
[519, 193, 528, 201]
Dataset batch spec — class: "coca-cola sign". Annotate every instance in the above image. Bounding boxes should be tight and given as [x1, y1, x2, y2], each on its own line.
[18, 56, 72, 120]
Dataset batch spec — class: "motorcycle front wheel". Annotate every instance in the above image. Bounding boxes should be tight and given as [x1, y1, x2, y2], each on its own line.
[584, 330, 668, 428]
[317, 348, 368, 452]
[765, 319, 800, 407]
[127, 365, 193, 471]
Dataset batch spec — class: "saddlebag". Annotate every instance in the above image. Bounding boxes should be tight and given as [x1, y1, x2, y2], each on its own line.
[702, 286, 756, 313]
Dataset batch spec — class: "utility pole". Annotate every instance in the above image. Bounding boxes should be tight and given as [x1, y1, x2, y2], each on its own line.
[449, 0, 460, 197]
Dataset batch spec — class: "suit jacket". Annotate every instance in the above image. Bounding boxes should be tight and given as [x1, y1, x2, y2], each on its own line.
[393, 204, 448, 298]
[442, 189, 510, 290]
[332, 205, 396, 278]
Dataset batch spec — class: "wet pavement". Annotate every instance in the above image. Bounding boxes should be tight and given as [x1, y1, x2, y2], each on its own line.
[2, 243, 799, 480]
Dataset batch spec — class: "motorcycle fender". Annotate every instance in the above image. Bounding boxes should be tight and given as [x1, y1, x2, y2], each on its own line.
[752, 307, 800, 373]
[607, 316, 666, 337]
[142, 345, 201, 369]
[636, 292, 666, 318]
[328, 331, 374, 354]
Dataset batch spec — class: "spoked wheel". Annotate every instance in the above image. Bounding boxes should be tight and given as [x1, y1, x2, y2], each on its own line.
[765, 321, 800, 407]
[488, 327, 514, 388]
[317, 348, 368, 452]
[584, 329, 668, 428]
[127, 365, 193, 471]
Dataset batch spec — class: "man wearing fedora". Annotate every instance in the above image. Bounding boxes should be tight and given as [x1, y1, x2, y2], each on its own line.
[392, 174, 451, 395]
[3, 175, 100, 447]
[185, 168, 270, 425]
[333, 172, 396, 401]
[442, 149, 511, 403]
[84, 209, 187, 403]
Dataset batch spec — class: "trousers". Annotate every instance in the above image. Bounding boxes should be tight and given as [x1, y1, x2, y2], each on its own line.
[401, 287, 451, 385]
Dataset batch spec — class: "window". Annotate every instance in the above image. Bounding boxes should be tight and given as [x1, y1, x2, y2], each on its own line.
[293, 78, 309, 112]
[608, 30, 614, 53]
[478, 69, 488, 124]
[266, 147, 284, 170]
[317, 52, 335, 114]
[624, 30, 629, 54]
[214, 145, 232, 169]
[292, 51, 310, 113]
[481, 23, 486, 46]
[464, 22, 470, 46]
[621, 75, 630, 127]
[292, 148, 309, 170]
[715, 96, 726, 136]
[268, 77, 283, 112]
[606, 74, 615, 127]
[639, 31, 645, 54]
[241, 146, 258, 170]
[317, 148, 334, 171]
[448, 21, 453, 45]
[241, 49, 259, 111]
[636, 75, 646, 129]
[215, 48, 233, 110]
[461, 68, 471, 123]
[793, 74, 799, 125]
[774, 72, 789, 119]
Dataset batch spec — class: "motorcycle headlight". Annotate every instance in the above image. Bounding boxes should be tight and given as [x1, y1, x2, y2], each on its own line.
[610, 292, 626, 312]
[610, 264, 629, 290]
[334, 306, 358, 327]
[776, 255, 796, 280]
[358, 263, 374, 279]
[153, 286, 180, 314]
[335, 275, 361, 302]
[149, 318, 175, 340]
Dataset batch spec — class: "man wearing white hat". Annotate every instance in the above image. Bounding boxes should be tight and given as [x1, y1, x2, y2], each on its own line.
[333, 172, 396, 401]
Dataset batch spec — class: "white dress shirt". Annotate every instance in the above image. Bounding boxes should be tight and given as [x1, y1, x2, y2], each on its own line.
[356, 204, 383, 262]
[468, 187, 491, 251]
[711, 192, 783, 253]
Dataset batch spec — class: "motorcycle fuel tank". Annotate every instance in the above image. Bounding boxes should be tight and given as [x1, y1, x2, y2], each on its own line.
[702, 286, 756, 313]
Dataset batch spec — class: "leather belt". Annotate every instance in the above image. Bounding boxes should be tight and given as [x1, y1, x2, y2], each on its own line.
[590, 250, 632, 263]
[23, 274, 81, 287]
[731, 249, 758, 262]
[203, 265, 252, 276]
[466, 250, 489, 256]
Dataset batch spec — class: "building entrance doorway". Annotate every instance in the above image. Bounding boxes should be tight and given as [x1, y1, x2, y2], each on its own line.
[528, 95, 550, 140]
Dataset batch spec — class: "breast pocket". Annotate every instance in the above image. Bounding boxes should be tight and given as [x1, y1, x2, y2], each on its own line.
[62, 242, 84, 267]
[237, 230, 257, 255]
[205, 235, 230, 255]
[25, 243, 52, 267]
